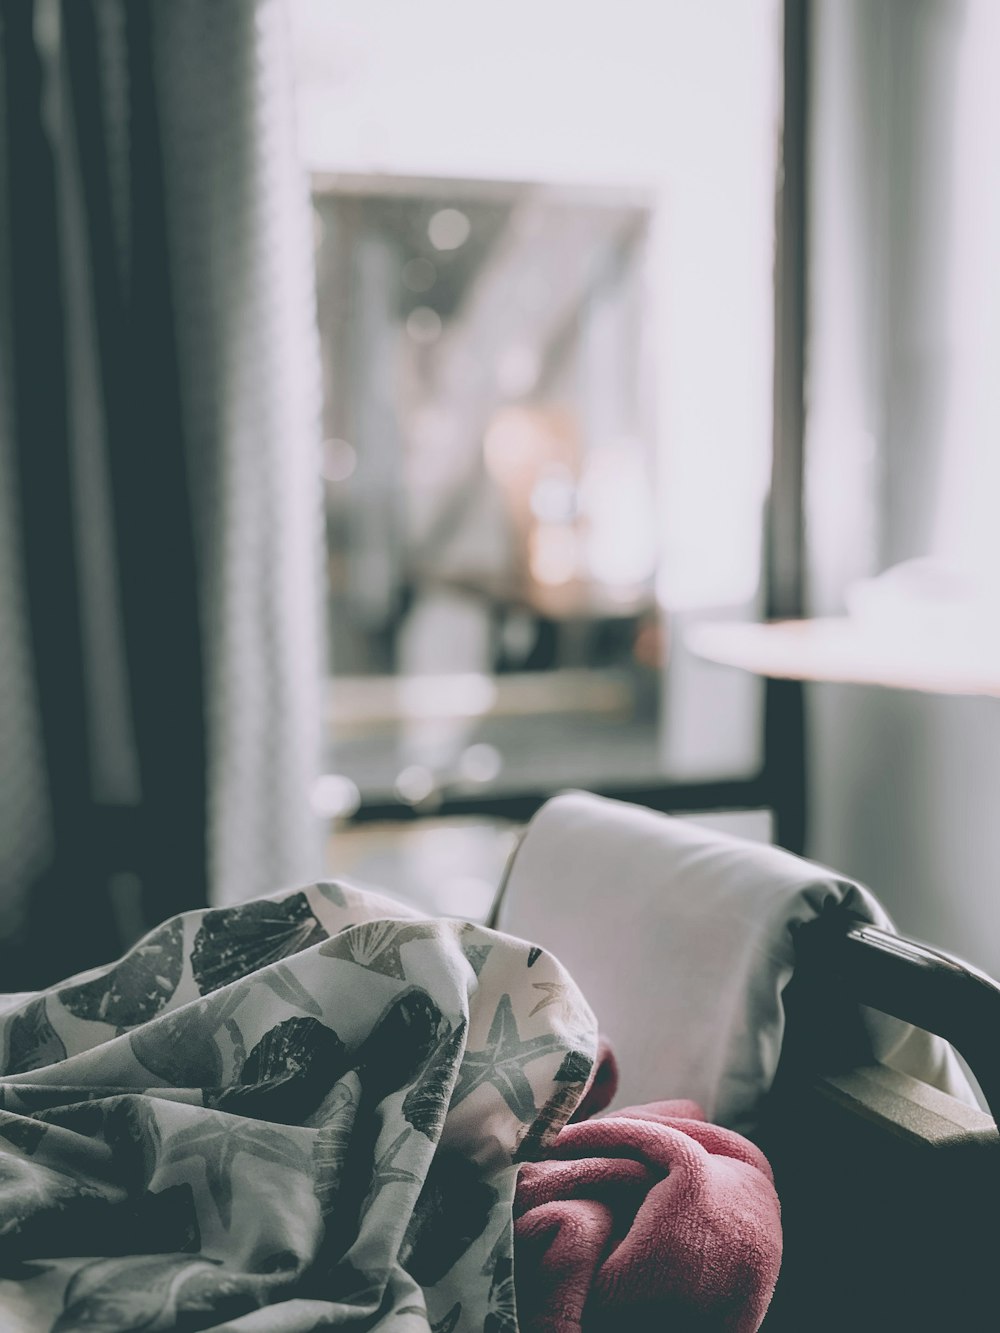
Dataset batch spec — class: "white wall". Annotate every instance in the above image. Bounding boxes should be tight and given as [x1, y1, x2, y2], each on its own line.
[806, 0, 1000, 974]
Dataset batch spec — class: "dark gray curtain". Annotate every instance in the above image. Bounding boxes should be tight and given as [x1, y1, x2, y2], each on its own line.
[0, 0, 325, 987]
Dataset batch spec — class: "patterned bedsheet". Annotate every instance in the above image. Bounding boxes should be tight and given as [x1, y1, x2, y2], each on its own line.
[0, 882, 597, 1332]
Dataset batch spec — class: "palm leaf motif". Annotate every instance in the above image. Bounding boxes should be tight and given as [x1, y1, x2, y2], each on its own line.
[400, 1150, 498, 1286]
[129, 1182, 201, 1255]
[555, 1049, 592, 1084]
[209, 1017, 349, 1124]
[319, 920, 440, 981]
[353, 988, 452, 1105]
[57, 917, 184, 1028]
[402, 1019, 467, 1139]
[324, 1259, 389, 1311]
[358, 1127, 421, 1225]
[514, 1048, 593, 1161]
[310, 1072, 361, 1216]
[483, 1252, 518, 1333]
[52, 1254, 259, 1333]
[34, 1097, 108, 1137]
[240, 1017, 344, 1087]
[0, 1150, 113, 1255]
[162, 1117, 310, 1229]
[1, 996, 66, 1074]
[257, 962, 324, 1017]
[0, 1109, 47, 1155]
[431, 1304, 461, 1333]
[130, 1001, 225, 1088]
[314, 881, 347, 907]
[0, 1150, 74, 1230]
[479, 1229, 511, 1279]
[190, 893, 327, 996]
[514, 1080, 588, 1163]
[102, 1097, 162, 1195]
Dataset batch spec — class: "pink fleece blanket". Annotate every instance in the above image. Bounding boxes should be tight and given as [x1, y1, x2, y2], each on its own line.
[514, 1093, 782, 1332]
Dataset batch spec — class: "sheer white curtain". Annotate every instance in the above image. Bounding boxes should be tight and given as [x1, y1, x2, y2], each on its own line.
[155, 0, 326, 905]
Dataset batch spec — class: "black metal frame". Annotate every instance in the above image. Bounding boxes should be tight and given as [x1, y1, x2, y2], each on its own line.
[761, 909, 1000, 1332]
[344, 774, 772, 830]
[796, 914, 1000, 1128]
[762, 0, 810, 855]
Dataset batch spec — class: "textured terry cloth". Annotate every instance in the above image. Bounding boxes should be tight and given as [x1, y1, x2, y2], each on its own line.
[494, 791, 976, 1131]
[513, 1100, 782, 1333]
[0, 881, 598, 1332]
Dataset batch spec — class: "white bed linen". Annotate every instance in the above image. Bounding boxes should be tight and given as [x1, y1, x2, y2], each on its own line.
[494, 791, 976, 1132]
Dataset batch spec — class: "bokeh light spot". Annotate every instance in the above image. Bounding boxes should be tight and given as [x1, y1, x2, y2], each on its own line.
[402, 257, 437, 292]
[428, 207, 471, 251]
[406, 306, 443, 344]
[322, 438, 357, 483]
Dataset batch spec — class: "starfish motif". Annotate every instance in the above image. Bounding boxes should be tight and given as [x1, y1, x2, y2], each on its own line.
[450, 994, 566, 1123]
[163, 1119, 309, 1228]
[528, 981, 567, 1017]
[359, 1127, 420, 1223]
[372, 1127, 419, 1189]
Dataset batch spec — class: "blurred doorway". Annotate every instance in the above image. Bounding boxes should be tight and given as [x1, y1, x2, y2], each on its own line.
[315, 176, 664, 813]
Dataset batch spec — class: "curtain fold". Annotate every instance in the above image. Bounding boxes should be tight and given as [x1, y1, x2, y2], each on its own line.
[62, 0, 209, 930]
[0, 0, 325, 985]
[0, 0, 118, 984]
[151, 0, 326, 908]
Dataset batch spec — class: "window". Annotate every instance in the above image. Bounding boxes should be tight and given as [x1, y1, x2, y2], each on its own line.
[291, 0, 782, 826]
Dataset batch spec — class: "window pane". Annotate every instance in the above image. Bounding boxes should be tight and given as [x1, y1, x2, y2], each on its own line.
[291, 0, 782, 815]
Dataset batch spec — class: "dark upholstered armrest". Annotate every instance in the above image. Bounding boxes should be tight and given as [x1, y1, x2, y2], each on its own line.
[760, 923, 1000, 1332]
[794, 916, 1000, 1128]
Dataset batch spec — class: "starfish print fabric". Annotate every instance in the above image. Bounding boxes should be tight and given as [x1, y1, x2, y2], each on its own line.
[0, 881, 597, 1331]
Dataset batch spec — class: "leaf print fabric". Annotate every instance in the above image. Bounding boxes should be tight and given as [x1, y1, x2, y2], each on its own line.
[190, 893, 327, 995]
[403, 1022, 467, 1139]
[58, 917, 186, 1027]
[0, 880, 597, 1331]
[2, 999, 67, 1076]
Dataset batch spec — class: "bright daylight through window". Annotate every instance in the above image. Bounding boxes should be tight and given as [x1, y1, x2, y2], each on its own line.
[290, 0, 783, 823]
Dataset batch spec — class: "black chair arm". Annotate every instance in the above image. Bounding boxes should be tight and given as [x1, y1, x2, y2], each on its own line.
[795, 915, 1000, 1130]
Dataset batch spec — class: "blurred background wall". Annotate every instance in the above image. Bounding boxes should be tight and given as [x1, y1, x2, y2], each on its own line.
[807, 0, 1000, 975]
